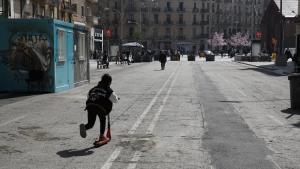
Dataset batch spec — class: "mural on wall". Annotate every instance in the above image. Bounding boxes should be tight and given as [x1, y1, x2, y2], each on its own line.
[2, 32, 53, 90]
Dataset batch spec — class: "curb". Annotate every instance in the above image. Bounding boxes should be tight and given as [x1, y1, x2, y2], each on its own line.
[236, 61, 289, 76]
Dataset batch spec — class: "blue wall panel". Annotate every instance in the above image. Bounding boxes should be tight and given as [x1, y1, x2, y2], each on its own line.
[0, 19, 74, 93]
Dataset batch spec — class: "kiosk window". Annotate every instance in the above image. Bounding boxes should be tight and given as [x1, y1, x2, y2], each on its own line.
[58, 30, 66, 62]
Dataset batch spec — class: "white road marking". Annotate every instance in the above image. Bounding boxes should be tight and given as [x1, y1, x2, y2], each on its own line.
[200, 104, 207, 128]
[102, 64, 180, 169]
[127, 151, 142, 169]
[146, 69, 179, 134]
[0, 114, 27, 127]
[266, 155, 282, 169]
[216, 73, 247, 97]
[130, 64, 180, 169]
[101, 146, 123, 169]
[267, 114, 285, 126]
[128, 66, 178, 135]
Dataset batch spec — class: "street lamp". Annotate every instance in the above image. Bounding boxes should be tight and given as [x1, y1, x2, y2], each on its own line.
[104, 6, 124, 45]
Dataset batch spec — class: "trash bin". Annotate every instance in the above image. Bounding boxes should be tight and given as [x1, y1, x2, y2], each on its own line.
[188, 55, 195, 61]
[288, 73, 300, 109]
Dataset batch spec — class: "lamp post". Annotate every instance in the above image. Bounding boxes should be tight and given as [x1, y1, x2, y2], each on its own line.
[276, 0, 287, 66]
[104, 5, 123, 45]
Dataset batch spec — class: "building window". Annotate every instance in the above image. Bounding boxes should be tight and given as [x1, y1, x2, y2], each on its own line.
[179, 14, 183, 23]
[81, 6, 84, 17]
[154, 14, 158, 24]
[129, 27, 134, 37]
[78, 33, 86, 60]
[179, 28, 183, 36]
[179, 2, 184, 10]
[212, 3, 214, 13]
[58, 30, 66, 62]
[193, 15, 196, 24]
[167, 2, 171, 9]
[166, 14, 171, 23]
[166, 27, 170, 36]
[0, 0, 3, 15]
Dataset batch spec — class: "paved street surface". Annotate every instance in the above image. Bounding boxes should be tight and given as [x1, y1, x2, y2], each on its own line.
[0, 56, 299, 169]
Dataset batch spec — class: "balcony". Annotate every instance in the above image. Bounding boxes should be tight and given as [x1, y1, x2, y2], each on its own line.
[163, 21, 173, 25]
[86, 0, 97, 3]
[200, 8, 209, 13]
[112, 19, 119, 25]
[139, 7, 148, 13]
[177, 36, 186, 40]
[200, 20, 209, 25]
[86, 16, 98, 25]
[126, 6, 137, 12]
[177, 21, 186, 25]
[163, 35, 172, 40]
[164, 7, 173, 12]
[192, 8, 199, 13]
[152, 7, 160, 12]
[176, 8, 185, 12]
[197, 34, 209, 38]
[61, 2, 76, 14]
[127, 19, 137, 24]
[192, 21, 200, 25]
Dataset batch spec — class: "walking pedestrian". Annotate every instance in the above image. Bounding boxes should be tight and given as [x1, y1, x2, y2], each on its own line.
[159, 50, 167, 70]
[126, 51, 131, 65]
[102, 51, 109, 68]
[80, 74, 119, 146]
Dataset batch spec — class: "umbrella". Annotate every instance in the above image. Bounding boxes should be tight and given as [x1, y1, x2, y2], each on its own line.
[122, 42, 144, 48]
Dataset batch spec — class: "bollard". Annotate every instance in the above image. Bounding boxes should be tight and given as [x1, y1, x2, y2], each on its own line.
[288, 73, 300, 109]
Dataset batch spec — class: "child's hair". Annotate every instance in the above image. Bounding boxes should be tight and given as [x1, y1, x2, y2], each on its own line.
[98, 73, 112, 87]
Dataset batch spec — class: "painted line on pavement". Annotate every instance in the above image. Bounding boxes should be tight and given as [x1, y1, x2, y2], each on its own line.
[0, 114, 27, 127]
[146, 69, 180, 134]
[102, 64, 180, 169]
[130, 62, 180, 169]
[266, 155, 282, 169]
[127, 151, 142, 169]
[128, 65, 179, 135]
[216, 73, 247, 97]
[101, 146, 123, 169]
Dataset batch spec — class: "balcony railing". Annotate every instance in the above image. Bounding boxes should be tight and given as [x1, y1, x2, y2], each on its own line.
[200, 8, 209, 13]
[177, 36, 186, 40]
[152, 7, 161, 12]
[164, 7, 173, 12]
[163, 35, 172, 40]
[141, 7, 148, 12]
[176, 8, 185, 12]
[127, 19, 137, 24]
[192, 21, 200, 25]
[177, 21, 186, 25]
[200, 20, 209, 25]
[126, 6, 137, 12]
[164, 21, 173, 25]
[197, 34, 209, 38]
[193, 8, 199, 13]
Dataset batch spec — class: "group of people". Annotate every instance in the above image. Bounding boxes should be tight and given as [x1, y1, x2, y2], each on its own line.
[115, 51, 133, 65]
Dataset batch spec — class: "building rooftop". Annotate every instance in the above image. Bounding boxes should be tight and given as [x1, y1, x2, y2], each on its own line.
[274, 0, 298, 17]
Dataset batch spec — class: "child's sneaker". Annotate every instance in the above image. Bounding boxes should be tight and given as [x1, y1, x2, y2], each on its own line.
[79, 124, 86, 138]
[93, 135, 109, 147]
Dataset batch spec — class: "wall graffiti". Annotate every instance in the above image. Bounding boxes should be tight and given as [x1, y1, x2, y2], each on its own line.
[6, 32, 53, 90]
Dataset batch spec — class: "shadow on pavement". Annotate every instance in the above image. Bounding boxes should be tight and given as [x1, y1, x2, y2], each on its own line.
[281, 108, 300, 119]
[239, 67, 283, 76]
[56, 146, 95, 158]
[0, 92, 42, 99]
[292, 122, 300, 128]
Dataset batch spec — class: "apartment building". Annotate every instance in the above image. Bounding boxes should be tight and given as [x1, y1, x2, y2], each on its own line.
[99, 0, 269, 53]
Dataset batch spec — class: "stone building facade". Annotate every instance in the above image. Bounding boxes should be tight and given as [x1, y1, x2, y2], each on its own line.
[99, 0, 269, 53]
